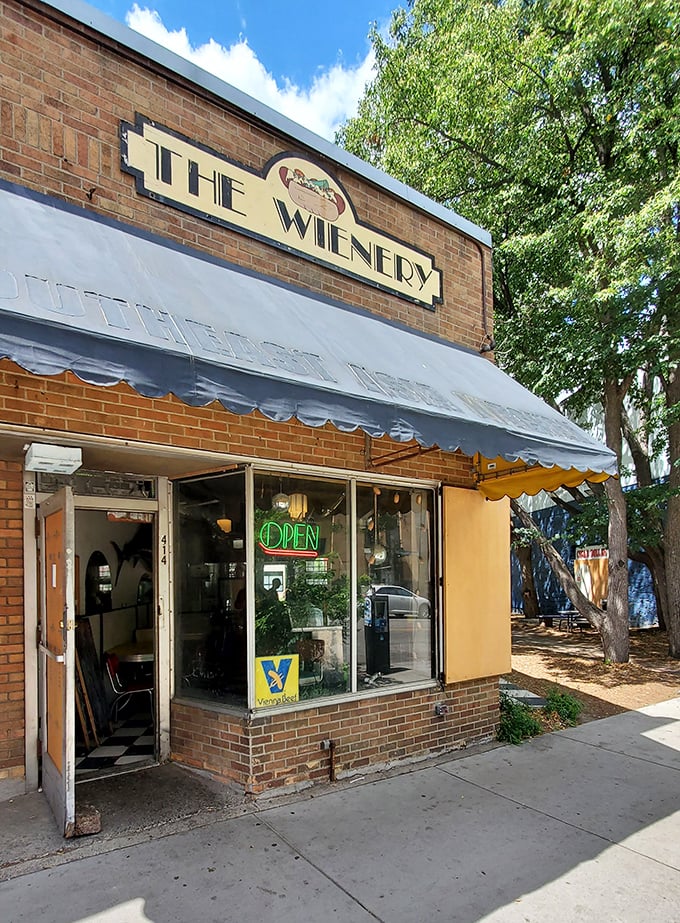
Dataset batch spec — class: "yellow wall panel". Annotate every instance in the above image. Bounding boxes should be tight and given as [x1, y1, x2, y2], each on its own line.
[442, 488, 511, 682]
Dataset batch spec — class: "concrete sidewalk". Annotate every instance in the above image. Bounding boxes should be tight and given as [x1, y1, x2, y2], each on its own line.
[1, 698, 679, 922]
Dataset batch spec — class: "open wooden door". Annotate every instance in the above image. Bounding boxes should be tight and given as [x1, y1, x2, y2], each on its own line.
[38, 487, 76, 837]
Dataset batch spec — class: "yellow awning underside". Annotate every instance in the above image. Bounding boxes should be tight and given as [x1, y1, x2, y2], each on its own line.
[474, 455, 612, 500]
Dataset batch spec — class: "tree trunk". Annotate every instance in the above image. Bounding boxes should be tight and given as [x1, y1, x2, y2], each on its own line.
[664, 361, 680, 658]
[622, 403, 653, 487]
[602, 380, 630, 663]
[629, 547, 668, 632]
[514, 541, 540, 618]
[622, 395, 668, 633]
[603, 477, 630, 661]
[648, 547, 668, 633]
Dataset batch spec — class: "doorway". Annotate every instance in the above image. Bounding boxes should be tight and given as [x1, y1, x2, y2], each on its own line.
[72, 509, 157, 782]
[37, 483, 164, 835]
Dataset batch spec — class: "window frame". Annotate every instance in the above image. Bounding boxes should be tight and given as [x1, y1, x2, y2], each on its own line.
[173, 462, 440, 715]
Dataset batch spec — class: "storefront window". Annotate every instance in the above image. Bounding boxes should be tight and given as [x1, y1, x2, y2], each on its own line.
[175, 470, 247, 706]
[254, 473, 350, 700]
[356, 485, 434, 689]
[174, 468, 435, 710]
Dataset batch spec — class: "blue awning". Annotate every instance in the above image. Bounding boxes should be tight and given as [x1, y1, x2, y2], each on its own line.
[0, 181, 617, 491]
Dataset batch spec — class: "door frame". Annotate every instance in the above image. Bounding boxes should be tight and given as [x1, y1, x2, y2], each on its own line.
[38, 486, 76, 836]
[28, 482, 168, 796]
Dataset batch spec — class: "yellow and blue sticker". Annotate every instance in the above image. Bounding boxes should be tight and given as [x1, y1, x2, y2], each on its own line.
[255, 654, 299, 707]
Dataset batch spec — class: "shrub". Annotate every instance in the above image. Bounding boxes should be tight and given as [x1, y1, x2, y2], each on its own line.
[544, 687, 583, 726]
[497, 693, 543, 744]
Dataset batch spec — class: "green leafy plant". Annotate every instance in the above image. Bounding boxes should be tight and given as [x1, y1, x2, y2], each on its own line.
[497, 693, 543, 745]
[543, 687, 583, 726]
[286, 566, 349, 629]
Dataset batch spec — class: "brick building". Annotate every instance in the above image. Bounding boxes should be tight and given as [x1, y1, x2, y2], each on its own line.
[0, 0, 616, 835]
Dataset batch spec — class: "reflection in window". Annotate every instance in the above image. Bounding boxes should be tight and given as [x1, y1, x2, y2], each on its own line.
[254, 473, 350, 698]
[175, 471, 247, 706]
[173, 469, 435, 710]
[357, 485, 434, 689]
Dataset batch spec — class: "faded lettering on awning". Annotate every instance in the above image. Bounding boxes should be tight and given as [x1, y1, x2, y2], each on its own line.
[0, 182, 617, 494]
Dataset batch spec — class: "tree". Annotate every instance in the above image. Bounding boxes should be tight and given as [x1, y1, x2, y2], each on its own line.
[511, 525, 540, 620]
[339, 0, 679, 660]
[511, 499, 607, 631]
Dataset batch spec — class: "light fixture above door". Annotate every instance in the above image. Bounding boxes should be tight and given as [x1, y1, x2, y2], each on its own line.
[24, 442, 82, 474]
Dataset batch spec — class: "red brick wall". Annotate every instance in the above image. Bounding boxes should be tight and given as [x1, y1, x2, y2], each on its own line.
[0, 0, 493, 352]
[172, 678, 499, 794]
[0, 361, 488, 788]
[0, 0, 500, 791]
[0, 462, 24, 787]
[0, 362, 474, 487]
[171, 705, 250, 786]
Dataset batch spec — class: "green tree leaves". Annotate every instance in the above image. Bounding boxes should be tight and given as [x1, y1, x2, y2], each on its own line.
[340, 0, 680, 658]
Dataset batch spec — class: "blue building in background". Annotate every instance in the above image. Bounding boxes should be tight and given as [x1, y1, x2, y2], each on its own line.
[510, 505, 658, 628]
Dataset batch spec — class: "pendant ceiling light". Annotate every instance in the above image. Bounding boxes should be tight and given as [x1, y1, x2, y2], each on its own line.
[272, 491, 290, 511]
[288, 493, 308, 521]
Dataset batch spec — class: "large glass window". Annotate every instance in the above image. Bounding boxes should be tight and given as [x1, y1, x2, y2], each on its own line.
[175, 471, 247, 706]
[254, 473, 350, 700]
[174, 468, 436, 709]
[356, 485, 435, 689]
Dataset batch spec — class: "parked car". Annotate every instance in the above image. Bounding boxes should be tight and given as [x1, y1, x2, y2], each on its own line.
[368, 584, 431, 618]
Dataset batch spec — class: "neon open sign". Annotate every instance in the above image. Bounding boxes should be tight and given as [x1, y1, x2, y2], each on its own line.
[258, 521, 320, 558]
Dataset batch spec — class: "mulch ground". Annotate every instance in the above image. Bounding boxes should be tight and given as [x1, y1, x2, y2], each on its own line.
[508, 618, 680, 725]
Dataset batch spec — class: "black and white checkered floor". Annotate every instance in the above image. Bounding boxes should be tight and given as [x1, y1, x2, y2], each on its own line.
[76, 713, 155, 775]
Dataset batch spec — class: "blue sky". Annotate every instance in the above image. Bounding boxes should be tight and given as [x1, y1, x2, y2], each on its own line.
[85, 1, 399, 139]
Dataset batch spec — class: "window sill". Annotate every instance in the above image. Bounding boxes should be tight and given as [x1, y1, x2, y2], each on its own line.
[174, 678, 439, 719]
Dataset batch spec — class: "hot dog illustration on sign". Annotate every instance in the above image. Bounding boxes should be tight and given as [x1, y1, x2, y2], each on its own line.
[279, 166, 346, 222]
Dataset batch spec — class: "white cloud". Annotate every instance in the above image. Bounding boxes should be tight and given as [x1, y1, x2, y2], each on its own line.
[125, 5, 375, 140]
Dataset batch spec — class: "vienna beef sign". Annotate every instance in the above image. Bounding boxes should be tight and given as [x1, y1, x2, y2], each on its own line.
[121, 115, 442, 310]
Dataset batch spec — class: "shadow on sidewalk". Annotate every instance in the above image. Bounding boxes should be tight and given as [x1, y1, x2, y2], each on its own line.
[0, 763, 242, 881]
[1, 702, 679, 922]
